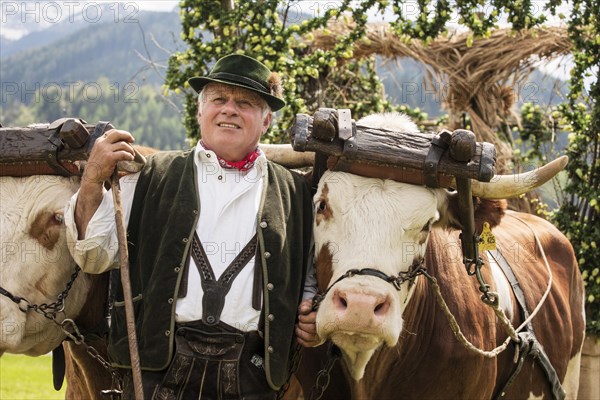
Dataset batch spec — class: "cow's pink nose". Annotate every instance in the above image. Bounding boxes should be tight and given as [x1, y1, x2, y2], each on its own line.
[332, 288, 392, 318]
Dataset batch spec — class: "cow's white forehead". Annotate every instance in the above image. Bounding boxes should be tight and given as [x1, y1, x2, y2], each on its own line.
[314, 171, 441, 273]
[314, 112, 438, 263]
[316, 171, 439, 229]
[0, 176, 79, 231]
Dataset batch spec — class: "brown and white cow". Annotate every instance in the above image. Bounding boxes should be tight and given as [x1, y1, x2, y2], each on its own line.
[295, 113, 586, 399]
[0, 175, 113, 398]
[0, 175, 88, 355]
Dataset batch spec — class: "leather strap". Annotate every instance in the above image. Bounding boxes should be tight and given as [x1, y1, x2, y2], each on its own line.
[252, 244, 263, 311]
[190, 232, 258, 326]
[52, 345, 66, 391]
[487, 250, 533, 331]
[488, 249, 566, 400]
[423, 131, 451, 188]
[45, 127, 76, 176]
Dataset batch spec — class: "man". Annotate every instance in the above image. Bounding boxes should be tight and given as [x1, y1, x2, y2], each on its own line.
[65, 54, 319, 399]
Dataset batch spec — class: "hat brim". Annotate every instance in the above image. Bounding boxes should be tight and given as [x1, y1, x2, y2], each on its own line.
[188, 77, 286, 112]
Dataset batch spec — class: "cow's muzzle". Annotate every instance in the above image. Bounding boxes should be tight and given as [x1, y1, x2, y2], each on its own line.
[312, 259, 425, 311]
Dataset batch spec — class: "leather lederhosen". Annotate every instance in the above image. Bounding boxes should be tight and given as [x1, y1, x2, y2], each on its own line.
[121, 233, 274, 400]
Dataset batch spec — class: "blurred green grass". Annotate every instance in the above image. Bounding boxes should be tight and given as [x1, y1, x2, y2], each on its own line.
[0, 354, 66, 399]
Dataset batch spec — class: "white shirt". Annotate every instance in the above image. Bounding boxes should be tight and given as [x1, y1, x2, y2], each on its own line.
[65, 145, 316, 331]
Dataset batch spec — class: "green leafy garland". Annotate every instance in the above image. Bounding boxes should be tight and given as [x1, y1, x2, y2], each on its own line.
[517, 0, 599, 334]
[553, 0, 599, 334]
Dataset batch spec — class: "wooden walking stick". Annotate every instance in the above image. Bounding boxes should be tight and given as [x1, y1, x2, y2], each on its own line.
[111, 152, 146, 400]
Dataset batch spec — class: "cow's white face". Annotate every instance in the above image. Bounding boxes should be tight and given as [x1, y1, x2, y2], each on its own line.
[312, 113, 449, 379]
[0, 176, 89, 355]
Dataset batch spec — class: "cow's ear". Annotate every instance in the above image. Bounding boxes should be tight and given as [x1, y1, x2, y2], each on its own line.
[473, 198, 506, 231]
[435, 191, 507, 232]
[434, 190, 462, 230]
[29, 210, 65, 250]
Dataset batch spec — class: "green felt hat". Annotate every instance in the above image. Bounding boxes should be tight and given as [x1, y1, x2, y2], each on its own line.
[188, 54, 286, 111]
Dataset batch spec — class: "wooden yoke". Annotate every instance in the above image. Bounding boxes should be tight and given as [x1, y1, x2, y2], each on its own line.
[289, 108, 496, 188]
[0, 118, 145, 177]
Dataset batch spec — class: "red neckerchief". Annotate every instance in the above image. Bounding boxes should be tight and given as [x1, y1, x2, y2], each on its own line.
[200, 141, 261, 172]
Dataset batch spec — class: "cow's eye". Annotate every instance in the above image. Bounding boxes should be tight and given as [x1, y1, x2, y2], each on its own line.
[421, 218, 435, 232]
[317, 201, 327, 212]
[54, 213, 64, 224]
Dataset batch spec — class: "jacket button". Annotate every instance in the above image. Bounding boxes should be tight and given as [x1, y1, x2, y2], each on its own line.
[165, 330, 171, 336]
[267, 346, 274, 353]
[174, 266, 181, 273]
[266, 283, 274, 291]
[267, 314, 274, 321]
[260, 221, 268, 228]
[167, 298, 174, 304]
[182, 237, 188, 243]
[193, 209, 198, 215]
[264, 252, 271, 259]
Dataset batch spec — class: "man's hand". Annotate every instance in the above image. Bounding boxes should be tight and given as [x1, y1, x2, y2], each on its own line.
[296, 299, 323, 347]
[82, 129, 136, 185]
[75, 129, 136, 239]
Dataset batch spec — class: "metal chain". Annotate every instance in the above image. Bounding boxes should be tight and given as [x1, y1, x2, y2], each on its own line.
[463, 235, 499, 306]
[8, 265, 82, 320]
[0, 265, 122, 397]
[59, 318, 123, 393]
[56, 307, 123, 397]
[276, 343, 303, 400]
[308, 343, 341, 400]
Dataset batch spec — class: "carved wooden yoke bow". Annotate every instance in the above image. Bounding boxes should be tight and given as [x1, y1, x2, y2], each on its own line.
[0, 118, 145, 177]
[288, 108, 497, 301]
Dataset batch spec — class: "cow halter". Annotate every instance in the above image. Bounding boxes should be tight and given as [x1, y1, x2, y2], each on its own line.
[0, 265, 81, 318]
[311, 257, 425, 311]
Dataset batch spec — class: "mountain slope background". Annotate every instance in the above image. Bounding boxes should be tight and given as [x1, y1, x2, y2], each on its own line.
[1, 8, 189, 150]
[2, 9, 182, 85]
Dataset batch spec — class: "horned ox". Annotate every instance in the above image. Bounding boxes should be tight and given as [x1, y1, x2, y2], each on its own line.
[294, 113, 586, 399]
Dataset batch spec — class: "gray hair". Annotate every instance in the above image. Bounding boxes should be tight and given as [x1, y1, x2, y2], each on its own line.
[197, 84, 271, 118]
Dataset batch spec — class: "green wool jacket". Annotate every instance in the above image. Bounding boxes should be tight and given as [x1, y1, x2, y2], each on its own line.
[108, 149, 314, 389]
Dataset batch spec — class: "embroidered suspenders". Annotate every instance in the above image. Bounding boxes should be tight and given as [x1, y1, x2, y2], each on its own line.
[190, 232, 260, 326]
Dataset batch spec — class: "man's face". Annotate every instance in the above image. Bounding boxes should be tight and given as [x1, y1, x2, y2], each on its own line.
[198, 83, 272, 161]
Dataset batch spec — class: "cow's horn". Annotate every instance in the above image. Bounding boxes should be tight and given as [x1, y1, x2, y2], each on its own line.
[469, 155, 568, 199]
[258, 143, 315, 168]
